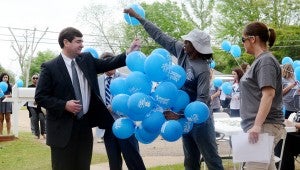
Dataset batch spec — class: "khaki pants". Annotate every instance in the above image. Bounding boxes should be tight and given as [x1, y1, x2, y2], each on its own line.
[245, 123, 285, 170]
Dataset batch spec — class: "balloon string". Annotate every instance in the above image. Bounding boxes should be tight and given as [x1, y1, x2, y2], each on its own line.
[127, 14, 139, 38]
[234, 57, 243, 71]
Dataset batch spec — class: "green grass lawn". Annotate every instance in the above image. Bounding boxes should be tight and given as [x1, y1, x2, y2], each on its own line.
[0, 132, 107, 170]
[1, 132, 299, 170]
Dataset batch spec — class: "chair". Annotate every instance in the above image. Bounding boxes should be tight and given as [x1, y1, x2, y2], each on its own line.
[213, 112, 231, 141]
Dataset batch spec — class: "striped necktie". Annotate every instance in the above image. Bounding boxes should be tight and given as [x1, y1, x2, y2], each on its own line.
[105, 76, 112, 106]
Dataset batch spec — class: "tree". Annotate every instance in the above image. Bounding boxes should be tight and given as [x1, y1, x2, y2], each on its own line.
[122, 0, 195, 55]
[8, 27, 48, 87]
[214, 0, 300, 72]
[273, 25, 300, 60]
[77, 3, 125, 54]
[29, 50, 56, 78]
[262, 0, 300, 28]
[180, 0, 215, 31]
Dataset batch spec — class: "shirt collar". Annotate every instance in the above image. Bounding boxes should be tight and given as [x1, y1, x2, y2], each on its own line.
[61, 52, 73, 66]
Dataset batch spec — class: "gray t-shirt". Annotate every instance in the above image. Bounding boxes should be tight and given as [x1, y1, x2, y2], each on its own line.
[139, 18, 210, 105]
[282, 78, 298, 111]
[240, 51, 284, 131]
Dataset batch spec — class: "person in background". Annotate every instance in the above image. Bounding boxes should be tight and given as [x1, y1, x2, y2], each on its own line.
[98, 52, 145, 170]
[220, 90, 231, 114]
[281, 63, 298, 119]
[240, 21, 285, 169]
[124, 8, 224, 170]
[0, 73, 12, 135]
[27, 74, 46, 139]
[275, 115, 300, 170]
[241, 62, 251, 74]
[210, 69, 221, 113]
[229, 68, 243, 117]
[35, 27, 141, 170]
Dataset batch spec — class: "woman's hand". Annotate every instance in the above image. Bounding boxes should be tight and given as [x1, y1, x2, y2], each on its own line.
[247, 125, 262, 144]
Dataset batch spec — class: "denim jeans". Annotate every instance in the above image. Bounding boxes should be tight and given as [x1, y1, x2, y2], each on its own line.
[182, 116, 224, 170]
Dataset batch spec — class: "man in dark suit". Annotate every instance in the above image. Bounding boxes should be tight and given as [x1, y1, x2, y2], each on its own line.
[35, 27, 141, 170]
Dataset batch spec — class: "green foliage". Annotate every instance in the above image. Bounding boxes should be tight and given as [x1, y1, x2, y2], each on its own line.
[29, 50, 55, 78]
[123, 0, 195, 55]
[273, 25, 300, 60]
[180, 0, 215, 30]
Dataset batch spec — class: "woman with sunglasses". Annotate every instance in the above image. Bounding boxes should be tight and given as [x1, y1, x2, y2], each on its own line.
[239, 22, 285, 169]
[27, 74, 46, 139]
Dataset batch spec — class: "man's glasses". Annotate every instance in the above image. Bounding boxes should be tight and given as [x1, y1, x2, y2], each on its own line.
[33, 77, 38, 80]
[242, 36, 254, 43]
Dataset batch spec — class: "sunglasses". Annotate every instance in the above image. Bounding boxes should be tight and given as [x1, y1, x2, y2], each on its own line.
[33, 77, 38, 80]
[242, 36, 254, 43]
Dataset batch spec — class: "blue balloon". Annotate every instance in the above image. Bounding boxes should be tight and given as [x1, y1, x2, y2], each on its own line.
[0, 89, 3, 98]
[0, 81, 8, 93]
[153, 82, 178, 109]
[127, 93, 154, 121]
[221, 40, 231, 52]
[82, 47, 99, 59]
[282, 56, 293, 65]
[161, 120, 183, 142]
[126, 51, 146, 72]
[110, 77, 128, 96]
[230, 45, 241, 58]
[295, 67, 300, 81]
[135, 124, 160, 144]
[166, 65, 186, 89]
[178, 118, 193, 134]
[124, 4, 145, 26]
[142, 110, 166, 133]
[184, 101, 209, 124]
[213, 78, 223, 88]
[210, 60, 216, 69]
[144, 53, 169, 82]
[15, 79, 24, 87]
[221, 82, 232, 95]
[151, 48, 172, 64]
[293, 60, 300, 69]
[171, 90, 190, 112]
[111, 94, 130, 116]
[282, 105, 286, 116]
[126, 71, 152, 95]
[112, 117, 135, 139]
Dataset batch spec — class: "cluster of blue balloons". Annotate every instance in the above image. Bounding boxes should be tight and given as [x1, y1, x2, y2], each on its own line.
[124, 4, 145, 26]
[213, 78, 233, 95]
[221, 40, 241, 58]
[282, 56, 300, 81]
[110, 48, 210, 143]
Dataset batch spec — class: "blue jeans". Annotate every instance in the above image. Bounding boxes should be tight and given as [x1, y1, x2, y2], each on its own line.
[182, 116, 224, 170]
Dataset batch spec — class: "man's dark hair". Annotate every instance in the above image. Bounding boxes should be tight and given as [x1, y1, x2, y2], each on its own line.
[58, 27, 83, 48]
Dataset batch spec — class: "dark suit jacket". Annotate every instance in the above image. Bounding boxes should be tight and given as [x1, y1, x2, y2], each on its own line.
[35, 52, 126, 148]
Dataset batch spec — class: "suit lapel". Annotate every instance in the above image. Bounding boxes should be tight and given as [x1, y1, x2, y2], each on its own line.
[57, 55, 74, 92]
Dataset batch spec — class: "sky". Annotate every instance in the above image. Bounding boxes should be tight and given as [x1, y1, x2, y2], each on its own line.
[0, 0, 154, 78]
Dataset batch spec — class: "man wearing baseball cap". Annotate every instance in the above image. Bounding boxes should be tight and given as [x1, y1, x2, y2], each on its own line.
[124, 8, 224, 170]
